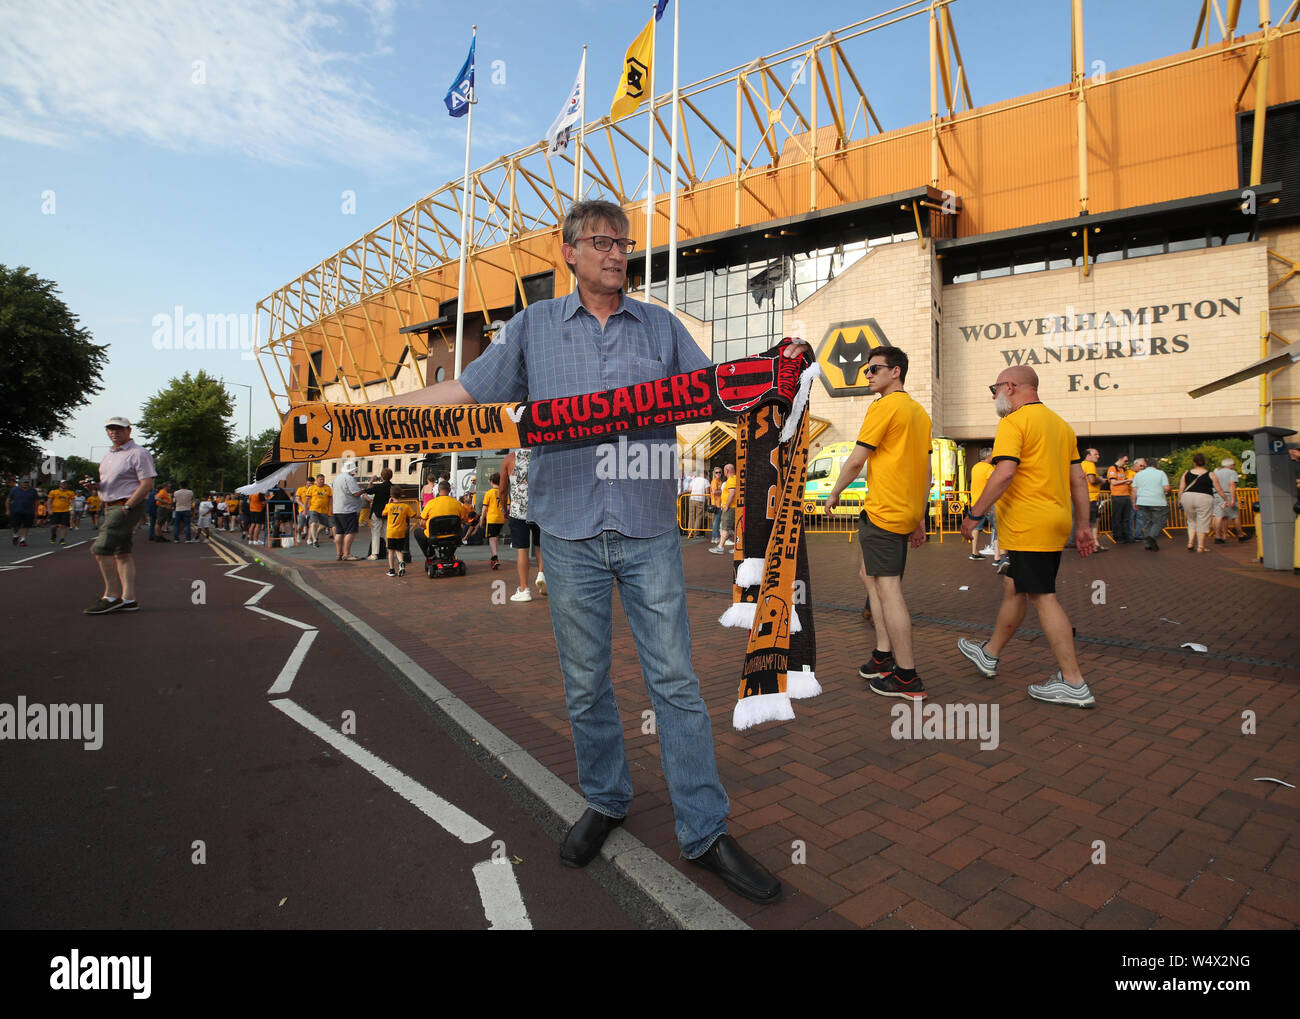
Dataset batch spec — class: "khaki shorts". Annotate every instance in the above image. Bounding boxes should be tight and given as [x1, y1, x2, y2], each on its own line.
[92, 503, 144, 556]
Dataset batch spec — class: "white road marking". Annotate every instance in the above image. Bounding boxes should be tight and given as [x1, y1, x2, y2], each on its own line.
[0, 565, 33, 572]
[62, 541, 87, 550]
[267, 630, 317, 695]
[269, 698, 492, 845]
[218, 540, 518, 923]
[12, 551, 55, 564]
[247, 604, 317, 630]
[472, 860, 533, 930]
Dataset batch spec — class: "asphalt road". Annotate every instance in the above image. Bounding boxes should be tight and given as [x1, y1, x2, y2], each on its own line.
[0, 526, 637, 930]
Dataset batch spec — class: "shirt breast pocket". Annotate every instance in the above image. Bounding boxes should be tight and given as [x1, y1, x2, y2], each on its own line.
[610, 353, 667, 389]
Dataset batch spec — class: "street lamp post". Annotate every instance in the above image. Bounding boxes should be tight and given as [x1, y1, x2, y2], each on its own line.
[226, 382, 253, 485]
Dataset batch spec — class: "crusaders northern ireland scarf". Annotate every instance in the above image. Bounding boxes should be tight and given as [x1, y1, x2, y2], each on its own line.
[254, 344, 820, 730]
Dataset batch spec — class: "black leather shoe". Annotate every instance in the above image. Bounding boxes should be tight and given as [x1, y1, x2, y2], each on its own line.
[560, 808, 624, 868]
[688, 835, 782, 903]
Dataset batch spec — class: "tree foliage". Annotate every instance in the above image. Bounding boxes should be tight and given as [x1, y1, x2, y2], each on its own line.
[1157, 437, 1256, 488]
[0, 265, 109, 471]
[136, 371, 235, 494]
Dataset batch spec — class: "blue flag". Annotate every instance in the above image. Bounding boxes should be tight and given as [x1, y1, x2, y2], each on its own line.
[655, 0, 669, 20]
[444, 37, 475, 117]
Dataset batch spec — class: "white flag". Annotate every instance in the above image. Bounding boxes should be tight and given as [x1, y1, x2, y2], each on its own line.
[546, 53, 585, 155]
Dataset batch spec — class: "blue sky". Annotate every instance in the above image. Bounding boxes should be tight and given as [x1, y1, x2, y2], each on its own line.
[1, 0, 1208, 466]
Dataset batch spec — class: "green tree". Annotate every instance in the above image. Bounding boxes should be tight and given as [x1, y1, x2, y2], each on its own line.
[212, 426, 280, 491]
[0, 265, 109, 471]
[1158, 437, 1256, 489]
[60, 455, 100, 486]
[136, 371, 236, 494]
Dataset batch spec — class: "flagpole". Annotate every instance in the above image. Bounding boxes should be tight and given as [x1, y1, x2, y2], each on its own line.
[452, 25, 476, 488]
[644, 5, 656, 301]
[668, 0, 679, 315]
[575, 47, 586, 204]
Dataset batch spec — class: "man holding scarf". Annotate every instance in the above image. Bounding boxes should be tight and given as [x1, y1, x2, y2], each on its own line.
[394, 199, 808, 904]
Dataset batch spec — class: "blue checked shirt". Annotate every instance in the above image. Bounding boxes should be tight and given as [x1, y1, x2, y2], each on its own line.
[459, 289, 710, 540]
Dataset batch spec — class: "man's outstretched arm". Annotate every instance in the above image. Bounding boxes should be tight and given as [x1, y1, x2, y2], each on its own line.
[371, 379, 475, 407]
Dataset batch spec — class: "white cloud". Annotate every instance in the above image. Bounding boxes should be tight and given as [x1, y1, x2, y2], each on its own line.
[0, 0, 431, 169]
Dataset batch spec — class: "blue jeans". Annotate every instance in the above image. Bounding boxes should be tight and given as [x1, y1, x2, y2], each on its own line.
[172, 509, 192, 541]
[710, 508, 721, 543]
[540, 528, 728, 858]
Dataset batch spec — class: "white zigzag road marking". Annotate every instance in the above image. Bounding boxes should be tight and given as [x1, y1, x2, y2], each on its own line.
[220, 544, 529, 927]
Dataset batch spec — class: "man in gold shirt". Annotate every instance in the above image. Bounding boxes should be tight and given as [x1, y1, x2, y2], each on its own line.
[1080, 448, 1109, 551]
[46, 480, 74, 546]
[305, 474, 332, 548]
[827, 346, 931, 700]
[958, 365, 1097, 708]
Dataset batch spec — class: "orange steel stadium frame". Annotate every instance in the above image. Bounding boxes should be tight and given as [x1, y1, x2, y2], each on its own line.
[255, 1, 1300, 416]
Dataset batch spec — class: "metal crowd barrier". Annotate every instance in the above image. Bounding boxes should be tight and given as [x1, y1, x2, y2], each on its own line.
[679, 487, 1260, 543]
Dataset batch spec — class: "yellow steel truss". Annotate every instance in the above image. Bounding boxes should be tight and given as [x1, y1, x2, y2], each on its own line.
[256, 1, 975, 413]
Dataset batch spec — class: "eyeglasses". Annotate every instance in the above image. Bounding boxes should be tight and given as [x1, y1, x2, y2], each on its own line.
[577, 235, 636, 254]
[865, 363, 893, 376]
[988, 381, 1016, 397]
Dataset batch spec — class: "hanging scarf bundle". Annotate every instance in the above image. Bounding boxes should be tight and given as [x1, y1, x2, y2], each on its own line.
[254, 343, 820, 730]
[719, 370, 822, 730]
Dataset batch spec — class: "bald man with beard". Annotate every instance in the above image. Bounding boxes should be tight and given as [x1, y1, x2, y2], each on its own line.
[956, 366, 1098, 708]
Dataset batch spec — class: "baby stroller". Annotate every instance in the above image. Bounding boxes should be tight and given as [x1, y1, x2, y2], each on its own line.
[424, 514, 467, 577]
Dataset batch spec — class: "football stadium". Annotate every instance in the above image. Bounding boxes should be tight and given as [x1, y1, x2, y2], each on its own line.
[253, 0, 1300, 485]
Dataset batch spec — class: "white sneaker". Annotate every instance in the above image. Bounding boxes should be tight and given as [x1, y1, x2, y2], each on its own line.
[980, 545, 996, 555]
[724, 539, 735, 547]
[535, 572, 546, 596]
[510, 587, 533, 602]
[1027, 672, 1095, 708]
[708, 546, 726, 555]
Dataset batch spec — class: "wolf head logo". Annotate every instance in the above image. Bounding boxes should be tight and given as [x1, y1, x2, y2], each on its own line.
[828, 329, 876, 387]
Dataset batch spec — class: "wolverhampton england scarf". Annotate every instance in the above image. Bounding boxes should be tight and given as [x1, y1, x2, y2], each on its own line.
[254, 344, 821, 730]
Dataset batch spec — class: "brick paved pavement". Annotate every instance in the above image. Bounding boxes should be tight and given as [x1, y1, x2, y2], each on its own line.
[240, 526, 1298, 930]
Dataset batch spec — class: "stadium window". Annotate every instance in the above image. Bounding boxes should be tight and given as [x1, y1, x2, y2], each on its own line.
[1013, 249, 1046, 274]
[1167, 235, 1208, 252]
[367, 460, 373, 473]
[1048, 245, 1076, 270]
[1092, 235, 1124, 263]
[979, 259, 1010, 279]
[951, 269, 978, 284]
[1125, 231, 1164, 259]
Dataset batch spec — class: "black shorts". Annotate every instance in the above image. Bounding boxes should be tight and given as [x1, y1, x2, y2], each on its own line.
[51, 511, 70, 526]
[12, 512, 33, 529]
[1088, 500, 1099, 523]
[509, 518, 540, 549]
[386, 532, 409, 554]
[1005, 550, 1062, 595]
[858, 511, 909, 578]
[486, 522, 503, 537]
[333, 512, 359, 536]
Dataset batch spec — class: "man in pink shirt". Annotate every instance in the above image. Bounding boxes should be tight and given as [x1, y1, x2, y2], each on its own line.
[86, 416, 157, 615]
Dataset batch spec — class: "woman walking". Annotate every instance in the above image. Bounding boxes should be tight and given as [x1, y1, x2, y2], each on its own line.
[1178, 452, 1220, 553]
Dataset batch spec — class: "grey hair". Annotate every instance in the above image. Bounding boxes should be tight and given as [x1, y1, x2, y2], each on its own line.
[562, 199, 630, 247]
[978, 446, 993, 460]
